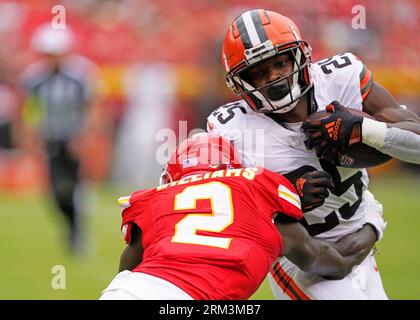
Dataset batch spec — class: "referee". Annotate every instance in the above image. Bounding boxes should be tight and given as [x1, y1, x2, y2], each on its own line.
[21, 24, 97, 254]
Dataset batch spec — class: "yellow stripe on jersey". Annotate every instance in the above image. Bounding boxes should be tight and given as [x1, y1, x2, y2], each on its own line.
[278, 185, 301, 210]
[117, 196, 131, 211]
[117, 196, 130, 204]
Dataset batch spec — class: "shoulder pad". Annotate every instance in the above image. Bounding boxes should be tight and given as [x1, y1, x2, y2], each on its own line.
[312, 52, 374, 110]
[314, 52, 362, 78]
[207, 100, 251, 138]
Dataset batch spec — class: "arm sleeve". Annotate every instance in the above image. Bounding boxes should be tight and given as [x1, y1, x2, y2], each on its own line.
[358, 62, 374, 101]
[118, 195, 135, 243]
[378, 126, 420, 164]
[361, 116, 420, 165]
[20, 72, 44, 128]
[118, 189, 152, 244]
[348, 53, 374, 102]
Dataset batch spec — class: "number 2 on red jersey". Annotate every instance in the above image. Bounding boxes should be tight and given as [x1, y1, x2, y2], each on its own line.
[172, 182, 234, 249]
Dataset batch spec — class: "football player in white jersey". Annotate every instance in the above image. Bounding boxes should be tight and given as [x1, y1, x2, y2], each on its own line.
[207, 9, 420, 300]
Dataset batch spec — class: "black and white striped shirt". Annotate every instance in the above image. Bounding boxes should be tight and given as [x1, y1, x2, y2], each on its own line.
[21, 54, 95, 142]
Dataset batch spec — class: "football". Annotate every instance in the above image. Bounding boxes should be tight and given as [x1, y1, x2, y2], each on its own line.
[307, 108, 392, 168]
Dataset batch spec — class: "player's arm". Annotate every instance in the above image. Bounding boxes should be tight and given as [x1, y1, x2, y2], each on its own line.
[119, 223, 143, 272]
[360, 82, 420, 164]
[331, 224, 377, 258]
[302, 85, 420, 165]
[275, 215, 368, 279]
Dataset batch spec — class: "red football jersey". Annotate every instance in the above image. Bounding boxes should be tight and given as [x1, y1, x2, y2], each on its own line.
[119, 167, 303, 300]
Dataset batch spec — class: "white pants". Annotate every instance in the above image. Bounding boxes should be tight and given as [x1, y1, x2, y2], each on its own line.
[99, 270, 194, 300]
[268, 250, 388, 300]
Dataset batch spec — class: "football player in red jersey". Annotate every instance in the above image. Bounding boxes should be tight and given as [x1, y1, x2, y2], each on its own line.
[100, 133, 373, 300]
[208, 9, 420, 299]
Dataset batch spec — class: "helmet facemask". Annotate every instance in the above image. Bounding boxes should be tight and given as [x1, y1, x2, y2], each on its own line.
[159, 168, 173, 186]
[226, 41, 312, 114]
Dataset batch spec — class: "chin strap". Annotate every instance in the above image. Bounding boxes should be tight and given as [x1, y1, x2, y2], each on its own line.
[264, 83, 302, 113]
[307, 87, 318, 115]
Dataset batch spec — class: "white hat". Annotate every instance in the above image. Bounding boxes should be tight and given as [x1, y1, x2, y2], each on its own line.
[31, 23, 74, 55]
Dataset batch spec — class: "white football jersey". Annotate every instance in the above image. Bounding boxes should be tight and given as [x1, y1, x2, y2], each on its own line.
[207, 52, 382, 242]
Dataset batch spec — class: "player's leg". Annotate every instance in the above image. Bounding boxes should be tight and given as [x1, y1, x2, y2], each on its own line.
[269, 257, 368, 300]
[267, 272, 292, 300]
[48, 142, 83, 252]
[99, 288, 139, 300]
[47, 143, 74, 232]
[364, 253, 388, 300]
[47, 142, 76, 217]
[100, 270, 194, 300]
[269, 257, 318, 300]
[62, 144, 83, 252]
[360, 198, 388, 299]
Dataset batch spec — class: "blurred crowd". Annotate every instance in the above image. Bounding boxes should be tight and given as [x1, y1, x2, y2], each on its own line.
[0, 0, 419, 192]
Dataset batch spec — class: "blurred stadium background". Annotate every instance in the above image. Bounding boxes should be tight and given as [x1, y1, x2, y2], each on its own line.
[0, 0, 418, 299]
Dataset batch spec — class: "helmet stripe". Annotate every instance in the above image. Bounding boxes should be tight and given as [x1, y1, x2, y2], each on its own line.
[241, 11, 262, 46]
[250, 10, 268, 43]
[236, 15, 252, 49]
[236, 10, 268, 49]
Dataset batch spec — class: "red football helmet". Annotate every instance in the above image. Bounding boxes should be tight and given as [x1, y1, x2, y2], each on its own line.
[222, 9, 313, 114]
[159, 133, 243, 185]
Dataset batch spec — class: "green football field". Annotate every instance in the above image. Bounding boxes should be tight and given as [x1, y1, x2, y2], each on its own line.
[1, 171, 419, 300]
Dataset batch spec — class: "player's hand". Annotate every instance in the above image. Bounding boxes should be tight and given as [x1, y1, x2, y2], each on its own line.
[295, 171, 334, 213]
[301, 101, 364, 162]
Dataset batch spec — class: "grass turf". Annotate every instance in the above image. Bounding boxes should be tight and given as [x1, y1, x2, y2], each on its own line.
[1, 172, 419, 299]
